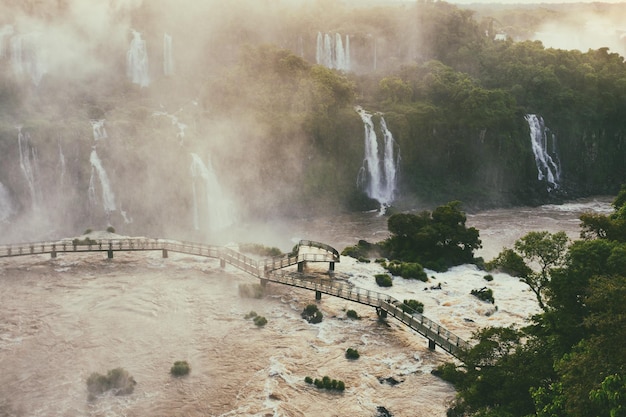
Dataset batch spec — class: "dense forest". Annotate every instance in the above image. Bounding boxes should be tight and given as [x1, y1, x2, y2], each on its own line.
[1, 0, 626, 241]
[434, 185, 626, 417]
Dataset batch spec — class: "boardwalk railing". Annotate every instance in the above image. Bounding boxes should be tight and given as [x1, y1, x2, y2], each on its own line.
[0, 237, 469, 358]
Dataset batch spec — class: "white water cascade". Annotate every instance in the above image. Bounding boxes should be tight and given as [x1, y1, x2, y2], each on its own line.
[88, 151, 116, 214]
[356, 107, 400, 211]
[87, 120, 119, 217]
[525, 114, 561, 191]
[17, 127, 42, 212]
[316, 32, 350, 71]
[127, 30, 150, 87]
[190, 153, 235, 233]
[9, 31, 45, 85]
[163, 33, 173, 76]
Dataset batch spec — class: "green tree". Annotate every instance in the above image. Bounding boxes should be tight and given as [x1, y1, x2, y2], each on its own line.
[514, 231, 569, 310]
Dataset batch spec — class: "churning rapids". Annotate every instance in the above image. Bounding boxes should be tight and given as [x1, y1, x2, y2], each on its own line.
[0, 197, 613, 417]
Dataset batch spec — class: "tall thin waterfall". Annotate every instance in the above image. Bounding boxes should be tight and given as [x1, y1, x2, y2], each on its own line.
[88, 120, 117, 215]
[190, 153, 235, 233]
[90, 119, 107, 140]
[127, 30, 150, 87]
[17, 126, 42, 212]
[163, 33, 173, 76]
[316, 32, 350, 71]
[0, 182, 15, 223]
[0, 25, 14, 59]
[356, 107, 400, 210]
[525, 114, 561, 191]
[88, 151, 116, 214]
[10, 32, 45, 85]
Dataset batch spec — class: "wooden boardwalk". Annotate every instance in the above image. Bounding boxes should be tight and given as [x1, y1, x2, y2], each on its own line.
[0, 237, 469, 358]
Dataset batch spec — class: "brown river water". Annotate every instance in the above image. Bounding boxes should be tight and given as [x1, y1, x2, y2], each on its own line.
[0, 197, 613, 417]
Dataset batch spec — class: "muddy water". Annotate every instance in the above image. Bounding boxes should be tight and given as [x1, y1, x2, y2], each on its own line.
[0, 196, 613, 417]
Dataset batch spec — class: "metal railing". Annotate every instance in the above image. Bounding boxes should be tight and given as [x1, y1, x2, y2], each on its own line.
[0, 236, 468, 357]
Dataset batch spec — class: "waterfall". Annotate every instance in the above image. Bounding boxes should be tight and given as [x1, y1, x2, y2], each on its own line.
[90, 119, 107, 140]
[127, 30, 150, 87]
[9, 32, 45, 85]
[163, 33, 173, 76]
[525, 114, 561, 191]
[0, 182, 15, 223]
[89, 150, 116, 214]
[316, 32, 350, 71]
[356, 107, 400, 211]
[17, 127, 42, 212]
[190, 153, 235, 233]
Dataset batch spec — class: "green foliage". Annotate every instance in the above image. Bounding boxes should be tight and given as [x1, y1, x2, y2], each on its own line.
[383, 202, 481, 271]
[483, 274, 494, 282]
[253, 315, 268, 327]
[346, 309, 360, 320]
[86, 368, 136, 398]
[341, 240, 380, 260]
[345, 348, 360, 360]
[384, 260, 428, 281]
[244, 311, 258, 319]
[486, 248, 532, 278]
[106, 226, 116, 233]
[311, 375, 345, 392]
[83, 228, 93, 235]
[239, 243, 282, 257]
[73, 237, 97, 246]
[170, 361, 191, 377]
[301, 304, 323, 324]
[401, 299, 425, 314]
[375, 274, 393, 287]
[471, 287, 495, 304]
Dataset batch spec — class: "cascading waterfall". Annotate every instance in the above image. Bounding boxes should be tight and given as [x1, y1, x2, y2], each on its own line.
[0, 25, 14, 59]
[17, 126, 42, 212]
[525, 114, 561, 191]
[190, 153, 235, 233]
[127, 29, 150, 87]
[163, 33, 173, 76]
[9, 31, 45, 85]
[87, 120, 120, 218]
[356, 107, 400, 211]
[88, 151, 116, 214]
[316, 32, 350, 71]
[90, 119, 107, 140]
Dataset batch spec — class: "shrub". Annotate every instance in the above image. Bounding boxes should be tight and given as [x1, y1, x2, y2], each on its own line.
[304, 376, 313, 384]
[310, 375, 345, 391]
[301, 304, 323, 324]
[244, 311, 258, 319]
[483, 274, 494, 282]
[402, 299, 424, 314]
[86, 367, 136, 399]
[358, 256, 371, 263]
[83, 228, 93, 235]
[106, 226, 116, 233]
[239, 243, 282, 257]
[253, 315, 268, 327]
[385, 261, 428, 281]
[170, 361, 191, 377]
[375, 274, 393, 287]
[345, 348, 360, 359]
[485, 248, 532, 278]
[346, 309, 360, 320]
[341, 240, 379, 259]
[471, 287, 495, 303]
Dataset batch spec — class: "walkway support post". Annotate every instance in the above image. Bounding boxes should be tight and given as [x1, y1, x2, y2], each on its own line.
[162, 249, 168, 258]
[428, 339, 436, 351]
[329, 262, 335, 272]
[107, 250, 113, 259]
[220, 258, 226, 268]
[376, 308, 388, 319]
[297, 261, 305, 272]
[315, 290, 322, 300]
